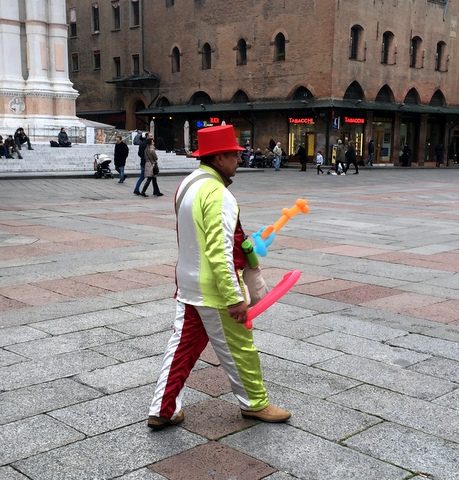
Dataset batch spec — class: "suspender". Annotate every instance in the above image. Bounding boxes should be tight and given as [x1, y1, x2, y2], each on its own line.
[175, 173, 213, 214]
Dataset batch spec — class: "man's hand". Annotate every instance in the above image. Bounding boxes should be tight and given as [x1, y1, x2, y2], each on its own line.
[228, 301, 248, 324]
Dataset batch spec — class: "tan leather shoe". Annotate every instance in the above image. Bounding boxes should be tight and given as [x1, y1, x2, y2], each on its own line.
[241, 404, 291, 423]
[147, 410, 185, 430]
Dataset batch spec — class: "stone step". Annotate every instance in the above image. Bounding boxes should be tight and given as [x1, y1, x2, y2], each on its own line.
[0, 143, 198, 173]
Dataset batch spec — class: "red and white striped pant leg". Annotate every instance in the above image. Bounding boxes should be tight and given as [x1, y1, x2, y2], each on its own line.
[149, 301, 208, 419]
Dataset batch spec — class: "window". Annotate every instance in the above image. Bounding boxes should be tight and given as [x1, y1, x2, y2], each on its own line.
[435, 41, 448, 71]
[92, 3, 100, 33]
[274, 33, 285, 61]
[71, 53, 79, 72]
[349, 25, 364, 60]
[410, 36, 423, 68]
[166, 0, 175, 6]
[132, 54, 140, 75]
[93, 50, 101, 70]
[201, 43, 211, 70]
[236, 39, 247, 66]
[69, 8, 77, 37]
[112, 2, 120, 30]
[381, 31, 396, 64]
[171, 47, 180, 73]
[131, 0, 140, 27]
[113, 56, 121, 77]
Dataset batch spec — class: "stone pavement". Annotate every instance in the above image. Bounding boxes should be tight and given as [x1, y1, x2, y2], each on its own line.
[0, 169, 458, 480]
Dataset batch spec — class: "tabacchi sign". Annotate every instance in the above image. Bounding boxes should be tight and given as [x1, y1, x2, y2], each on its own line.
[289, 117, 315, 125]
[344, 117, 365, 124]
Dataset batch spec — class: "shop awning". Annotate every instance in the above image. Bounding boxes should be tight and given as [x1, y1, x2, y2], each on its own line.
[77, 109, 125, 116]
[137, 98, 459, 116]
[106, 74, 160, 88]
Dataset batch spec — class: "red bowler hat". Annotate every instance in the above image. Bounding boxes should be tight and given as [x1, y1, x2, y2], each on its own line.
[192, 125, 245, 157]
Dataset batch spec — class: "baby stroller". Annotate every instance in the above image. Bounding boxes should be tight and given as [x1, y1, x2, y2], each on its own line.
[93, 154, 113, 179]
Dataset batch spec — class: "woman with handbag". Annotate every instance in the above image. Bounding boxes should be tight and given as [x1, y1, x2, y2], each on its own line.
[141, 138, 164, 197]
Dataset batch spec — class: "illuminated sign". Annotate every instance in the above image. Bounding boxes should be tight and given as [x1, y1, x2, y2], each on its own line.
[344, 116, 365, 124]
[289, 117, 315, 125]
[196, 118, 221, 128]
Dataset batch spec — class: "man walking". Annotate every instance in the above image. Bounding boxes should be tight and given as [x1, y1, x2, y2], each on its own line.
[133, 132, 151, 195]
[114, 135, 129, 183]
[148, 125, 291, 430]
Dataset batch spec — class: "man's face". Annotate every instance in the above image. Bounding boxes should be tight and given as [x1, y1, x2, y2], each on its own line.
[215, 151, 241, 177]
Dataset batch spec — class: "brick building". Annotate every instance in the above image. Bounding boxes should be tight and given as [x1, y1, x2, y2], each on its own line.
[68, 0, 459, 166]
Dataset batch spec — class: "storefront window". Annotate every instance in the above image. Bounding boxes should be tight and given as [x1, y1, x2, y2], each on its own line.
[372, 119, 393, 163]
[288, 117, 315, 157]
[341, 116, 365, 158]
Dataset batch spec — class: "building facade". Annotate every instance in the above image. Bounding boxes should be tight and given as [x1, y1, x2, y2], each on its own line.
[0, 0, 80, 135]
[67, 0, 458, 166]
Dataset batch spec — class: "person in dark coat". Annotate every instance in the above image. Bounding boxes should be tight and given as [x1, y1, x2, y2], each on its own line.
[434, 143, 444, 167]
[400, 144, 412, 167]
[114, 135, 129, 183]
[297, 144, 307, 171]
[58, 128, 72, 147]
[344, 141, 358, 174]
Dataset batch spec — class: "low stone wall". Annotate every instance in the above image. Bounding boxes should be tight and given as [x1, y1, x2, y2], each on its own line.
[0, 143, 198, 173]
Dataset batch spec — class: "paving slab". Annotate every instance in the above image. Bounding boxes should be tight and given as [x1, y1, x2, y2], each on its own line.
[306, 330, 431, 366]
[389, 333, 459, 361]
[344, 422, 459, 480]
[13, 422, 206, 480]
[5, 327, 131, 359]
[222, 423, 409, 480]
[48, 385, 209, 437]
[30, 309, 141, 335]
[0, 378, 102, 425]
[253, 329, 343, 365]
[331, 384, 459, 443]
[260, 353, 360, 397]
[407, 356, 459, 383]
[316, 354, 456, 400]
[0, 414, 84, 465]
[0, 350, 118, 391]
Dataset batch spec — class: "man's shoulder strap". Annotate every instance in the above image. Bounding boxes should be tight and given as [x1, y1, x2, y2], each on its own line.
[175, 172, 213, 214]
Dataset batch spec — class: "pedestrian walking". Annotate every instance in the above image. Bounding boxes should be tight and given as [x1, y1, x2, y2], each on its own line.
[147, 124, 291, 430]
[315, 150, 324, 174]
[114, 135, 129, 183]
[133, 132, 151, 195]
[273, 141, 282, 171]
[367, 139, 374, 166]
[140, 137, 163, 197]
[344, 141, 359, 174]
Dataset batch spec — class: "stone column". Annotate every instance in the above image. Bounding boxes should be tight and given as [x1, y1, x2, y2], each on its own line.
[0, 0, 27, 129]
[24, 0, 52, 91]
[392, 113, 401, 165]
[417, 114, 428, 166]
[47, 0, 79, 112]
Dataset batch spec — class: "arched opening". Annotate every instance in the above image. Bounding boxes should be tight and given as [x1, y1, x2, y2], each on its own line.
[381, 31, 395, 64]
[430, 90, 446, 107]
[236, 39, 247, 66]
[189, 91, 213, 105]
[343, 81, 365, 101]
[291, 86, 313, 101]
[350, 25, 364, 60]
[274, 32, 286, 62]
[201, 43, 212, 70]
[404, 88, 420, 105]
[232, 90, 249, 103]
[410, 36, 423, 68]
[171, 46, 180, 73]
[435, 41, 447, 71]
[375, 85, 395, 103]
